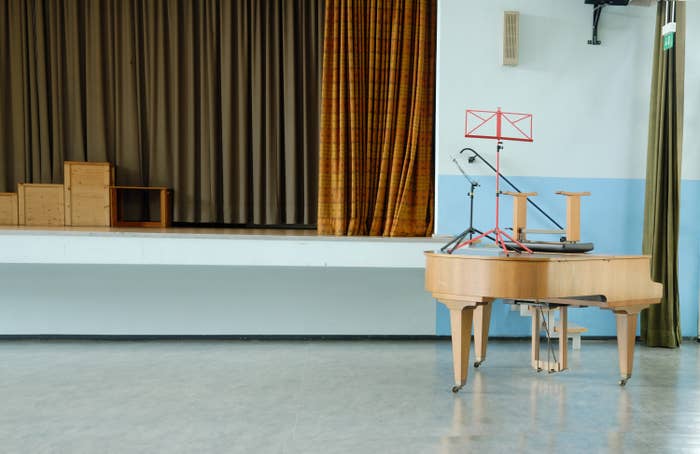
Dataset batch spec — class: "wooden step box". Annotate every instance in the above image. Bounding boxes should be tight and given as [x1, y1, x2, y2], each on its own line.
[0, 192, 19, 225]
[18, 184, 65, 226]
[64, 161, 115, 226]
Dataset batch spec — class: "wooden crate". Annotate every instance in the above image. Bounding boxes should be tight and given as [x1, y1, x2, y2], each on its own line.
[110, 186, 172, 228]
[64, 161, 114, 226]
[18, 184, 65, 226]
[0, 192, 18, 225]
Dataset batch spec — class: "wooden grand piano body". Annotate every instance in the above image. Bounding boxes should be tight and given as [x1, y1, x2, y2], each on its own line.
[425, 250, 663, 391]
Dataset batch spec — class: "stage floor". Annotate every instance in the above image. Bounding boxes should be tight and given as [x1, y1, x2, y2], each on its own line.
[0, 225, 334, 237]
[0, 225, 442, 239]
[0, 226, 445, 267]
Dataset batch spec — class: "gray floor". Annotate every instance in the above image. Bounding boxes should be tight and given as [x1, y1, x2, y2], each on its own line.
[0, 340, 698, 454]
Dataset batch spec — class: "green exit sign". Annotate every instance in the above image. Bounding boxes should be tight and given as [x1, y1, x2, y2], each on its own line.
[662, 21, 676, 51]
[663, 32, 675, 51]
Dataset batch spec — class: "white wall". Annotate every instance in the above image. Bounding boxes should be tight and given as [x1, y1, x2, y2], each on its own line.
[683, 0, 700, 180]
[436, 0, 698, 180]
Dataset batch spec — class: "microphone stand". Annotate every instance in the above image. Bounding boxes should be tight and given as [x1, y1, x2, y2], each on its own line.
[440, 151, 493, 253]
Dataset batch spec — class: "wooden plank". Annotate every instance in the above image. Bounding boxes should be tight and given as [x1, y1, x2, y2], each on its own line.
[110, 185, 169, 190]
[0, 193, 18, 225]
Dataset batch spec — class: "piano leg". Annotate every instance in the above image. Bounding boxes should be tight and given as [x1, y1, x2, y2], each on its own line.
[558, 306, 568, 371]
[531, 307, 541, 371]
[473, 301, 493, 368]
[615, 310, 639, 386]
[448, 306, 475, 393]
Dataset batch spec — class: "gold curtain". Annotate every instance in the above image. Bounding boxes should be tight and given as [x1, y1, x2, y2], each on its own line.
[0, 0, 324, 225]
[641, 1, 685, 347]
[317, 0, 436, 236]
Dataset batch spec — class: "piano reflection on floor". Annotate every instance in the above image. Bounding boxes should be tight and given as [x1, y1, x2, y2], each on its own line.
[439, 376, 638, 453]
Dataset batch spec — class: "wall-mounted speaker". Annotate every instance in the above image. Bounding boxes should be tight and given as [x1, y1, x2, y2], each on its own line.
[503, 11, 519, 66]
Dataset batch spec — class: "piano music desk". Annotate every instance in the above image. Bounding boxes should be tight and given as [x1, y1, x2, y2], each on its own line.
[424, 250, 662, 391]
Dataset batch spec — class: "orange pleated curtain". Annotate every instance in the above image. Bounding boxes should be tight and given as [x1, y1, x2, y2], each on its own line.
[318, 0, 436, 236]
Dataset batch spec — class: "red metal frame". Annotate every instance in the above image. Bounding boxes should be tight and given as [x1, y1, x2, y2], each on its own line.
[455, 107, 534, 254]
[464, 108, 533, 142]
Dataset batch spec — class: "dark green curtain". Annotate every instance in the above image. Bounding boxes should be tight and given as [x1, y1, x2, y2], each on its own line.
[641, 1, 685, 348]
[0, 0, 324, 225]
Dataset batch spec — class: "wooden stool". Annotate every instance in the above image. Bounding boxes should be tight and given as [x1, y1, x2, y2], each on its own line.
[555, 191, 590, 242]
[519, 303, 587, 350]
[503, 191, 537, 242]
[555, 323, 587, 350]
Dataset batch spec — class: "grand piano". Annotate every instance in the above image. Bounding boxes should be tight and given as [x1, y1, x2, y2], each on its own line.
[425, 250, 663, 391]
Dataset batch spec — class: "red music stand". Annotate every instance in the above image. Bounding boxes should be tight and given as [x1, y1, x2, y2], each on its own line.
[454, 107, 534, 254]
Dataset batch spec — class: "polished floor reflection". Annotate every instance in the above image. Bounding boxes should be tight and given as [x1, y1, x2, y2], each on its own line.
[0, 340, 698, 453]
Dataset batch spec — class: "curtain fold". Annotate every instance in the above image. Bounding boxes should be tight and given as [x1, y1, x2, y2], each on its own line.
[0, 0, 323, 226]
[317, 0, 436, 236]
[641, 1, 685, 348]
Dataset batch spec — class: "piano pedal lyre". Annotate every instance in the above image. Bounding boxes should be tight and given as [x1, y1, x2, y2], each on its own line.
[530, 304, 568, 374]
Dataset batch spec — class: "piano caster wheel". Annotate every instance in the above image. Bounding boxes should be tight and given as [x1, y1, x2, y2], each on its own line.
[619, 377, 630, 386]
[452, 385, 463, 393]
[473, 360, 483, 368]
[536, 367, 543, 373]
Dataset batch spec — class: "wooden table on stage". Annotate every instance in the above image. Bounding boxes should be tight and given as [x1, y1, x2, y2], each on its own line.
[425, 251, 662, 391]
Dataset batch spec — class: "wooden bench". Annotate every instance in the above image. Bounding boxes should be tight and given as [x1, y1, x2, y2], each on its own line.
[518, 303, 587, 350]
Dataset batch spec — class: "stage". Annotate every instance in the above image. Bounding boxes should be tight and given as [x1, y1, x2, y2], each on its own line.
[0, 227, 444, 336]
[0, 226, 443, 268]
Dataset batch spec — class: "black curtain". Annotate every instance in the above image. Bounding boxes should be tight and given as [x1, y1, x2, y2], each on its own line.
[0, 0, 324, 226]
